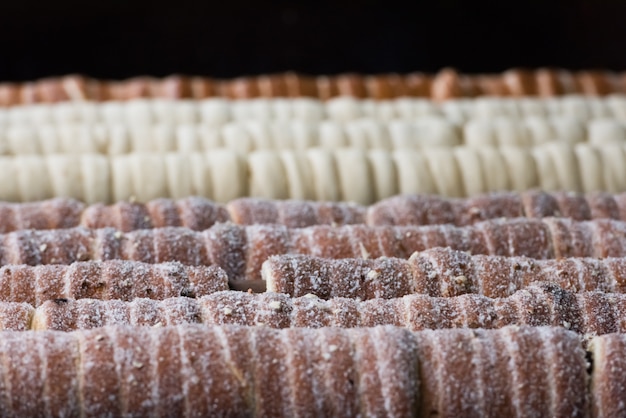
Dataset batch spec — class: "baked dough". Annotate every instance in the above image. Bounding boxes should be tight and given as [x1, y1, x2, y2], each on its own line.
[500, 146, 538, 191]
[574, 144, 605, 192]
[81, 155, 110, 204]
[306, 148, 341, 200]
[424, 148, 464, 196]
[206, 150, 247, 202]
[393, 150, 436, 195]
[598, 144, 626, 193]
[319, 121, 348, 149]
[46, 155, 83, 199]
[279, 151, 315, 200]
[544, 143, 582, 192]
[367, 149, 398, 200]
[164, 154, 194, 199]
[0, 157, 20, 200]
[453, 147, 485, 196]
[16, 155, 52, 201]
[334, 148, 374, 203]
[221, 123, 255, 154]
[476, 147, 510, 191]
[588, 119, 626, 145]
[464, 119, 497, 147]
[249, 151, 289, 198]
[531, 145, 561, 191]
[198, 99, 231, 126]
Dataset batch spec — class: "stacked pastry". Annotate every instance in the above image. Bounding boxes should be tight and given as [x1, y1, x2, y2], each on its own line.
[0, 68, 625, 104]
[4, 73, 626, 416]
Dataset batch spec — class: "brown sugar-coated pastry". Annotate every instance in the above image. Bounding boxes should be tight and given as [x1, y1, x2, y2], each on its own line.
[264, 247, 626, 299]
[0, 325, 588, 417]
[227, 197, 366, 227]
[32, 296, 202, 331]
[82, 196, 229, 231]
[431, 68, 464, 101]
[4, 69, 626, 104]
[32, 283, 626, 339]
[3, 218, 626, 281]
[336, 73, 367, 98]
[86, 325, 420, 417]
[227, 76, 260, 99]
[577, 71, 617, 96]
[0, 198, 86, 233]
[7, 190, 626, 233]
[189, 76, 215, 98]
[284, 72, 318, 97]
[589, 333, 626, 417]
[367, 190, 626, 226]
[0, 260, 228, 306]
[414, 326, 588, 417]
[0, 302, 34, 330]
[403, 72, 432, 96]
[0, 197, 227, 233]
[257, 74, 288, 97]
[158, 75, 192, 99]
[502, 68, 537, 96]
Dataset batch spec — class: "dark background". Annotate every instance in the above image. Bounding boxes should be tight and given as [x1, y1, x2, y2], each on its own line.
[1, 0, 625, 81]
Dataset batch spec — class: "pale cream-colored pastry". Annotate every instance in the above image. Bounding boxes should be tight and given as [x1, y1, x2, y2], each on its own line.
[221, 122, 255, 154]
[16, 155, 52, 201]
[164, 154, 194, 199]
[205, 150, 247, 203]
[306, 148, 341, 200]
[367, 149, 398, 201]
[175, 124, 202, 152]
[464, 119, 498, 147]
[500, 146, 538, 191]
[0, 158, 20, 201]
[319, 120, 349, 149]
[393, 150, 437, 195]
[248, 151, 289, 199]
[453, 147, 486, 196]
[386, 120, 412, 149]
[476, 147, 510, 192]
[524, 116, 554, 146]
[574, 144, 605, 192]
[279, 151, 316, 200]
[243, 120, 274, 150]
[598, 144, 626, 192]
[588, 119, 626, 145]
[424, 148, 464, 196]
[79, 155, 114, 204]
[326, 96, 362, 121]
[532, 146, 560, 191]
[45, 155, 84, 199]
[545, 142, 582, 192]
[198, 98, 231, 126]
[335, 148, 374, 203]
[130, 154, 168, 202]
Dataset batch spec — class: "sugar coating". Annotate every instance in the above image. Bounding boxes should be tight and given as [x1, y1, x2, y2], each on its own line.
[28, 285, 626, 343]
[264, 247, 626, 299]
[0, 324, 591, 417]
[0, 197, 227, 232]
[1, 216, 626, 284]
[368, 190, 626, 226]
[0, 260, 227, 306]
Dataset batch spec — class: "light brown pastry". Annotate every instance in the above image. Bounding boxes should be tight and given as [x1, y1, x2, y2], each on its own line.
[0, 325, 590, 417]
[264, 247, 626, 299]
[29, 284, 626, 340]
[0, 260, 228, 306]
[3, 218, 626, 282]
